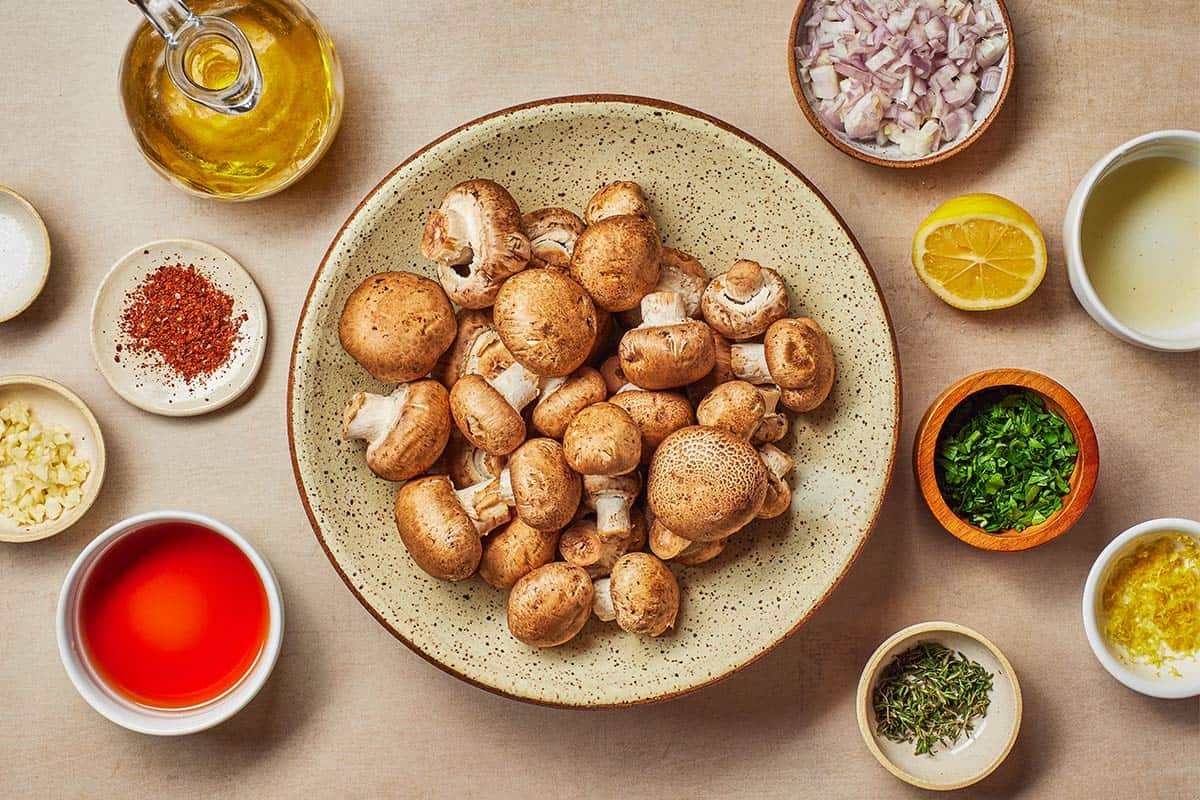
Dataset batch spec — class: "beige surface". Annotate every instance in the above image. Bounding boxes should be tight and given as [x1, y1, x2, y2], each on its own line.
[0, 1, 1196, 797]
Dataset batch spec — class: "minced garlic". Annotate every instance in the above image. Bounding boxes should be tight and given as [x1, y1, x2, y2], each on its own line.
[0, 402, 91, 527]
[1102, 534, 1200, 676]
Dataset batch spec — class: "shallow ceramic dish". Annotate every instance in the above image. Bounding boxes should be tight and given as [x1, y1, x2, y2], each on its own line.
[857, 621, 1022, 791]
[788, 0, 1015, 168]
[0, 186, 51, 322]
[0, 375, 106, 543]
[1082, 517, 1200, 699]
[914, 368, 1098, 551]
[289, 95, 900, 707]
[1063, 129, 1200, 352]
[90, 239, 268, 416]
[57, 510, 284, 734]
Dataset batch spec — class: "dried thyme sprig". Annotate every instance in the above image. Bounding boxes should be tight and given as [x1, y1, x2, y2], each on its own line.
[872, 642, 993, 756]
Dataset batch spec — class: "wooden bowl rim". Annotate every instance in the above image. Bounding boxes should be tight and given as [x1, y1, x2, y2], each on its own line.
[856, 620, 1023, 791]
[786, 0, 1016, 169]
[912, 368, 1099, 551]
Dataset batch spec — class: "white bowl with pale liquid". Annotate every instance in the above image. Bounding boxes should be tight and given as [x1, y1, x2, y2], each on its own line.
[1064, 130, 1200, 352]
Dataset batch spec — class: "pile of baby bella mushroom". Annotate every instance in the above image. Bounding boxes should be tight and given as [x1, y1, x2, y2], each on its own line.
[338, 178, 835, 648]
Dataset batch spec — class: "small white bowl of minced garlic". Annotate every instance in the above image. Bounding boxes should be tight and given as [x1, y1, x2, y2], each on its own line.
[1083, 518, 1200, 699]
[1064, 130, 1200, 352]
[0, 375, 106, 543]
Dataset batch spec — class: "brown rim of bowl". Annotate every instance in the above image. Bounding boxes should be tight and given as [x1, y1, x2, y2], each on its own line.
[913, 368, 1099, 552]
[787, 0, 1016, 169]
[286, 94, 903, 708]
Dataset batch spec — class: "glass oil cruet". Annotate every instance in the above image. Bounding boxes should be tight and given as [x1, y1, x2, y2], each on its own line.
[121, 0, 344, 201]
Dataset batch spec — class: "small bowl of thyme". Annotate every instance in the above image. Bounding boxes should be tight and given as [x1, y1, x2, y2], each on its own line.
[857, 621, 1023, 791]
[914, 368, 1100, 551]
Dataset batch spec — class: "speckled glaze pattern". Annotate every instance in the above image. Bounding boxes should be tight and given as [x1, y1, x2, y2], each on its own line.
[288, 96, 900, 707]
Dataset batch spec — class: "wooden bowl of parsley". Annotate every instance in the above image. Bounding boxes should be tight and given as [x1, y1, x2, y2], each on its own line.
[914, 369, 1100, 551]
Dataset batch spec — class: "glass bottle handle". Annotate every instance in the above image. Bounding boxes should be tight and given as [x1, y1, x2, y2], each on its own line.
[129, 0, 263, 114]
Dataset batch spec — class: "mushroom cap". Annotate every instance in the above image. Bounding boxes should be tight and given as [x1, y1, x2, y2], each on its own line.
[445, 429, 505, 488]
[586, 307, 614, 366]
[531, 367, 608, 439]
[394, 476, 483, 581]
[609, 389, 695, 463]
[618, 248, 710, 327]
[610, 553, 680, 636]
[570, 215, 662, 312]
[599, 355, 633, 394]
[584, 181, 652, 224]
[619, 316, 716, 391]
[338, 272, 457, 383]
[647, 426, 768, 541]
[685, 334, 734, 404]
[523, 207, 586, 272]
[695, 380, 765, 440]
[562, 402, 642, 476]
[436, 308, 514, 387]
[450, 374, 527, 455]
[342, 380, 451, 481]
[421, 179, 530, 308]
[765, 317, 835, 410]
[508, 438, 581, 531]
[507, 562, 594, 647]
[493, 269, 598, 377]
[701, 260, 790, 339]
[558, 508, 647, 578]
[479, 518, 560, 589]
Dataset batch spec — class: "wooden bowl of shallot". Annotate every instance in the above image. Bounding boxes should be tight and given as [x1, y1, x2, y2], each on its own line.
[788, 0, 1016, 168]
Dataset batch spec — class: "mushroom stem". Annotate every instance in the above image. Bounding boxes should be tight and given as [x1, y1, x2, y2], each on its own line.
[594, 493, 632, 540]
[723, 260, 766, 303]
[538, 376, 567, 400]
[454, 478, 511, 535]
[342, 386, 407, 450]
[431, 207, 474, 266]
[592, 577, 616, 621]
[490, 362, 540, 412]
[730, 343, 772, 385]
[759, 443, 795, 479]
[638, 291, 688, 327]
[751, 386, 789, 444]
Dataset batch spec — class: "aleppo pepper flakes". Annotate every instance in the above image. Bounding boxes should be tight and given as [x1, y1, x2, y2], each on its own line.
[118, 263, 247, 384]
[935, 390, 1078, 533]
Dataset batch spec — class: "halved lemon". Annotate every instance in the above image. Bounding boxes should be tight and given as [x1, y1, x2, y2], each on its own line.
[912, 193, 1047, 310]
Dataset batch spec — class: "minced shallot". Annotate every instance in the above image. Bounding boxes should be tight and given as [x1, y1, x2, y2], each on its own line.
[797, 0, 1008, 156]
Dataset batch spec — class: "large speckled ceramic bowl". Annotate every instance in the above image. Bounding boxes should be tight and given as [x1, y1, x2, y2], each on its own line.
[289, 95, 900, 707]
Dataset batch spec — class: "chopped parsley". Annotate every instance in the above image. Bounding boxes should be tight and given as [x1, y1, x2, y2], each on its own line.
[936, 390, 1078, 533]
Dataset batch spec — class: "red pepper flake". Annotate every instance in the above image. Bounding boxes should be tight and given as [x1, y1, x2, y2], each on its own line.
[118, 263, 246, 384]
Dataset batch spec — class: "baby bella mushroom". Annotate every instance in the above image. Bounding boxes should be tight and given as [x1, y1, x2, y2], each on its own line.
[599, 355, 633, 394]
[570, 214, 661, 312]
[648, 516, 726, 566]
[618, 248, 710, 327]
[531, 366, 608, 439]
[342, 380, 451, 482]
[618, 291, 716, 390]
[493, 268, 598, 378]
[479, 518, 560, 590]
[558, 508, 647, 578]
[695, 380, 788, 445]
[609, 552, 680, 636]
[450, 362, 540, 455]
[436, 308, 514, 387]
[758, 443, 795, 519]
[648, 426, 768, 542]
[562, 402, 642, 477]
[338, 272, 456, 383]
[421, 179, 530, 309]
[700, 259, 790, 340]
[445, 429, 505, 488]
[609, 387, 695, 464]
[582, 472, 643, 541]
[507, 562, 594, 647]
[584, 181, 653, 224]
[499, 438, 581, 532]
[731, 317, 836, 412]
[394, 475, 511, 581]
[522, 207, 585, 272]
